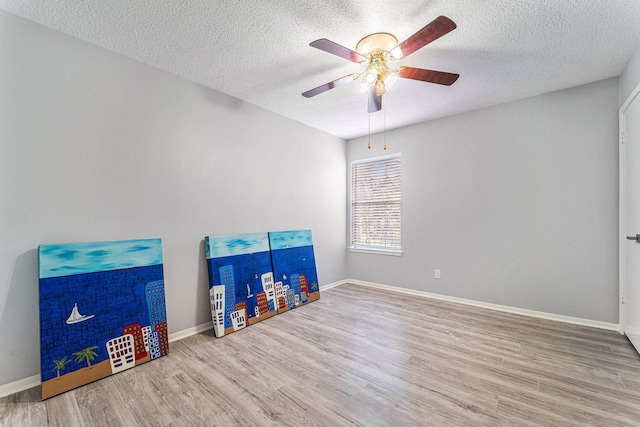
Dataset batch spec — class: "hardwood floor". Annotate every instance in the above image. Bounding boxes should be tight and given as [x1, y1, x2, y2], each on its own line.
[2, 283, 640, 426]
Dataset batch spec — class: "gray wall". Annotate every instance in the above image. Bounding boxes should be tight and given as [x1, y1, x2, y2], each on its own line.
[620, 43, 640, 105]
[0, 11, 346, 387]
[347, 78, 620, 323]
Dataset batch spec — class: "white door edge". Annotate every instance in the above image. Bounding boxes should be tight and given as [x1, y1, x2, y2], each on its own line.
[619, 82, 640, 335]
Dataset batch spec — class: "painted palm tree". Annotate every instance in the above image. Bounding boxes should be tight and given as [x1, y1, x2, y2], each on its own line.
[311, 282, 319, 292]
[51, 356, 71, 378]
[73, 346, 98, 368]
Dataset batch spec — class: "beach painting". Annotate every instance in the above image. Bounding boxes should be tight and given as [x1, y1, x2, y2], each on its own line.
[205, 232, 278, 337]
[38, 238, 168, 399]
[268, 229, 320, 313]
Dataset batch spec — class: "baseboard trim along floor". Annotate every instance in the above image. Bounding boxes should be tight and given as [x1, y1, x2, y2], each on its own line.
[344, 279, 620, 332]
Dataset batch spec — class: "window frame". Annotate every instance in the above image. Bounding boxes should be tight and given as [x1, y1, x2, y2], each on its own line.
[349, 153, 403, 256]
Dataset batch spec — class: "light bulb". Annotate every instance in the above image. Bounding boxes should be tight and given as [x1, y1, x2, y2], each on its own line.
[384, 73, 399, 89]
[389, 46, 403, 60]
[364, 71, 377, 84]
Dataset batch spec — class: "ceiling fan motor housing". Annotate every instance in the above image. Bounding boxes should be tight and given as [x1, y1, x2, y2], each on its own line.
[355, 32, 399, 56]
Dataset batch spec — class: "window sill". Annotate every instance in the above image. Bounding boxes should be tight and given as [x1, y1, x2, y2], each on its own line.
[348, 247, 403, 256]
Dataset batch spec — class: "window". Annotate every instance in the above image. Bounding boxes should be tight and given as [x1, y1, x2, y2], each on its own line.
[350, 153, 402, 255]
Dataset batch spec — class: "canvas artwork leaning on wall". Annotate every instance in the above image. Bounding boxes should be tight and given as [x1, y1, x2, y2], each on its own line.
[204, 232, 279, 337]
[38, 238, 169, 399]
[204, 229, 320, 338]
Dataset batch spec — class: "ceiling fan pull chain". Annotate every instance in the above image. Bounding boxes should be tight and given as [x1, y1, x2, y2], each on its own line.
[368, 109, 372, 149]
[384, 108, 387, 150]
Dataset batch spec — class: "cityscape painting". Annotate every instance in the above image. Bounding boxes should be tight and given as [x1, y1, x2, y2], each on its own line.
[268, 229, 320, 312]
[205, 232, 278, 337]
[38, 238, 169, 399]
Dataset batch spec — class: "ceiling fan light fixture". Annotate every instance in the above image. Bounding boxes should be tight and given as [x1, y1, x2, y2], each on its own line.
[303, 15, 459, 114]
[355, 35, 402, 99]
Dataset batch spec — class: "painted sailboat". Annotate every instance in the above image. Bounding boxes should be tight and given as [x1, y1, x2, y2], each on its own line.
[66, 303, 95, 325]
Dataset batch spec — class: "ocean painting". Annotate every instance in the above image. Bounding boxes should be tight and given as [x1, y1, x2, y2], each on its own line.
[205, 232, 278, 337]
[38, 238, 168, 399]
[268, 229, 320, 312]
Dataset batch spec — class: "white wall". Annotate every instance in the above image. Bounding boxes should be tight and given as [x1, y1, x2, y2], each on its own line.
[620, 43, 640, 106]
[0, 11, 346, 387]
[347, 78, 620, 323]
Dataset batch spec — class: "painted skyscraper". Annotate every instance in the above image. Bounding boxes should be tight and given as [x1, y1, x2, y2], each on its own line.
[209, 285, 226, 337]
[261, 272, 277, 312]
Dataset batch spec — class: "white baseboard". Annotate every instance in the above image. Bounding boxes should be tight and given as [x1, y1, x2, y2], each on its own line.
[343, 279, 620, 332]
[168, 322, 213, 343]
[320, 279, 348, 292]
[0, 374, 40, 399]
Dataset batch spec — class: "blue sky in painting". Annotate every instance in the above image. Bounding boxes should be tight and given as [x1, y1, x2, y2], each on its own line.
[205, 233, 271, 259]
[39, 239, 163, 279]
[268, 229, 313, 250]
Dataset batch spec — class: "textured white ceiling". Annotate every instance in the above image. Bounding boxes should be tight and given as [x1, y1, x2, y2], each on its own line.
[2, 0, 640, 139]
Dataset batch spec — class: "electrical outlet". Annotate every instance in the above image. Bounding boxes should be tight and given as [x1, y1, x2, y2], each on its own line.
[435, 269, 441, 279]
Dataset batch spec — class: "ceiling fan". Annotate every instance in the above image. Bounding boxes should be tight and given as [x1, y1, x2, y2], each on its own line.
[302, 16, 459, 113]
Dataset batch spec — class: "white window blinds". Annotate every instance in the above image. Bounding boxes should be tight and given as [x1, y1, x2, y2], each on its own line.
[350, 153, 401, 251]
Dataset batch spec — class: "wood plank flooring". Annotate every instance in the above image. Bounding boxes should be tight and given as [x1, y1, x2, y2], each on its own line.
[2, 283, 640, 426]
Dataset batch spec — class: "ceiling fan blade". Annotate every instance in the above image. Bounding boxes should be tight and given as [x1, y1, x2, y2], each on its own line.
[310, 39, 367, 63]
[368, 86, 382, 113]
[391, 16, 456, 59]
[399, 67, 459, 86]
[302, 74, 359, 98]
